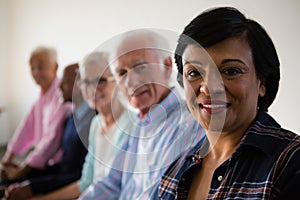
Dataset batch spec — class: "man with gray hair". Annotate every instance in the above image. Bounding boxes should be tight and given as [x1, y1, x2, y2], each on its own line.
[0, 46, 72, 184]
[79, 29, 204, 200]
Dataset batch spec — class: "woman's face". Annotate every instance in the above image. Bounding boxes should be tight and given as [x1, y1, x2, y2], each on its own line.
[80, 63, 116, 112]
[182, 37, 266, 134]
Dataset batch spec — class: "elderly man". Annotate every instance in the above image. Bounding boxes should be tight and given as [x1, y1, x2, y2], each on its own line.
[79, 30, 204, 200]
[4, 63, 95, 200]
[0, 46, 72, 184]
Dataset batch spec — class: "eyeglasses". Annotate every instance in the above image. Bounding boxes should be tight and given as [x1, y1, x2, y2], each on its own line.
[78, 76, 115, 89]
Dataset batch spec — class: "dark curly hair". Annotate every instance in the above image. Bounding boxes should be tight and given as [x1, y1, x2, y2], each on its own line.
[175, 7, 280, 112]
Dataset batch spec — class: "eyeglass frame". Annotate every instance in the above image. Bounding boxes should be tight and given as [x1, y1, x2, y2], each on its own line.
[78, 75, 115, 89]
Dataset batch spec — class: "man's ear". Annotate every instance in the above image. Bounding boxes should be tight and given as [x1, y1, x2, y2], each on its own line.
[163, 56, 173, 79]
[54, 62, 58, 72]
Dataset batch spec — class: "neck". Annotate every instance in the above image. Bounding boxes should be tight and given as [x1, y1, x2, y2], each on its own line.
[138, 88, 171, 119]
[41, 85, 51, 95]
[73, 96, 84, 109]
[205, 129, 244, 162]
[97, 99, 125, 132]
[41, 78, 56, 95]
[139, 108, 150, 119]
[206, 111, 257, 161]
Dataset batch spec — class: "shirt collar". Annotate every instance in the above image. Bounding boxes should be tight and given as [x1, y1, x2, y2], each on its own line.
[239, 110, 281, 155]
[189, 110, 282, 161]
[40, 77, 60, 98]
[74, 102, 92, 120]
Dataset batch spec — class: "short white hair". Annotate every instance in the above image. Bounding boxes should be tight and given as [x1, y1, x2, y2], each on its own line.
[30, 45, 57, 63]
[79, 51, 110, 76]
[109, 29, 170, 74]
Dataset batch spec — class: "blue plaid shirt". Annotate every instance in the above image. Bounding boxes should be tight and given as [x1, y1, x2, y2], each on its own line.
[79, 88, 204, 200]
[156, 111, 300, 199]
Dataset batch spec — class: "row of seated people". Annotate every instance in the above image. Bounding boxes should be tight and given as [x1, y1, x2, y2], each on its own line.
[1, 6, 300, 200]
[0, 47, 136, 200]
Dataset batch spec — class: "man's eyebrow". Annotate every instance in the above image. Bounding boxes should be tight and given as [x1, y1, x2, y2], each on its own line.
[115, 60, 147, 72]
[131, 60, 147, 68]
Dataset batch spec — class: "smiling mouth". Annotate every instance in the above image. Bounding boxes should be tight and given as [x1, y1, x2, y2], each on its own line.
[199, 102, 230, 114]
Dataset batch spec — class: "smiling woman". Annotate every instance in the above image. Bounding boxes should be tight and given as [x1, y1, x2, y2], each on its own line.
[182, 37, 265, 134]
[155, 6, 300, 200]
[0, 0, 299, 150]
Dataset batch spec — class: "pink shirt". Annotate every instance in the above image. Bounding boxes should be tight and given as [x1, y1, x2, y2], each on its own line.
[7, 78, 72, 169]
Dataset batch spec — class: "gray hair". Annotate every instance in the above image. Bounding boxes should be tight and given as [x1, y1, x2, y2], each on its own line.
[109, 29, 171, 74]
[30, 45, 57, 63]
[79, 51, 110, 76]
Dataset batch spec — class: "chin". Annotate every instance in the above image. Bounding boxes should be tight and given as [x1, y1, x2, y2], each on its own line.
[129, 100, 140, 109]
[87, 102, 95, 109]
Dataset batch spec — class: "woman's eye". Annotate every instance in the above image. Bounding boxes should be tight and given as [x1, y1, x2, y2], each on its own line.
[223, 67, 243, 77]
[185, 69, 203, 81]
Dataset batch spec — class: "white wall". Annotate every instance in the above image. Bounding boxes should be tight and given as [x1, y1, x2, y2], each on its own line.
[0, 0, 10, 145]
[0, 0, 299, 144]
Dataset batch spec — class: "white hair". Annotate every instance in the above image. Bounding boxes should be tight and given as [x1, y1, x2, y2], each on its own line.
[79, 51, 110, 76]
[30, 45, 57, 63]
[109, 29, 171, 74]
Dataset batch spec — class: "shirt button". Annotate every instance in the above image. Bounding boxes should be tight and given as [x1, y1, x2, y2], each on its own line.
[217, 175, 223, 181]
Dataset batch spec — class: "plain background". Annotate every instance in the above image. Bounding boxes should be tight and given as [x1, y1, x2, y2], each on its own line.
[0, 0, 299, 145]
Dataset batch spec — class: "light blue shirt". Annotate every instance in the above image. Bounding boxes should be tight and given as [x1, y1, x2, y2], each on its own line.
[79, 88, 204, 200]
[78, 109, 133, 192]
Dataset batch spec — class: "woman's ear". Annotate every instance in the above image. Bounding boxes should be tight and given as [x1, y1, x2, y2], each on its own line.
[258, 78, 266, 97]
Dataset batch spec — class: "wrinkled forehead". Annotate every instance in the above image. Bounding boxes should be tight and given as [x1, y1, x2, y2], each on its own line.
[114, 48, 160, 68]
[108, 30, 171, 73]
[117, 35, 158, 54]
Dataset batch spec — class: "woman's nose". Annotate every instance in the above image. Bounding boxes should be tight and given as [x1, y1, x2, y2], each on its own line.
[200, 69, 224, 96]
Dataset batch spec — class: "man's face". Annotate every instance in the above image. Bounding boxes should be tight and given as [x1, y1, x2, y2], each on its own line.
[60, 66, 77, 103]
[30, 52, 57, 90]
[114, 49, 171, 117]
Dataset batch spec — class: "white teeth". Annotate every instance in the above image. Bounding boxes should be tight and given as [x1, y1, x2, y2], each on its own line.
[203, 104, 226, 108]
